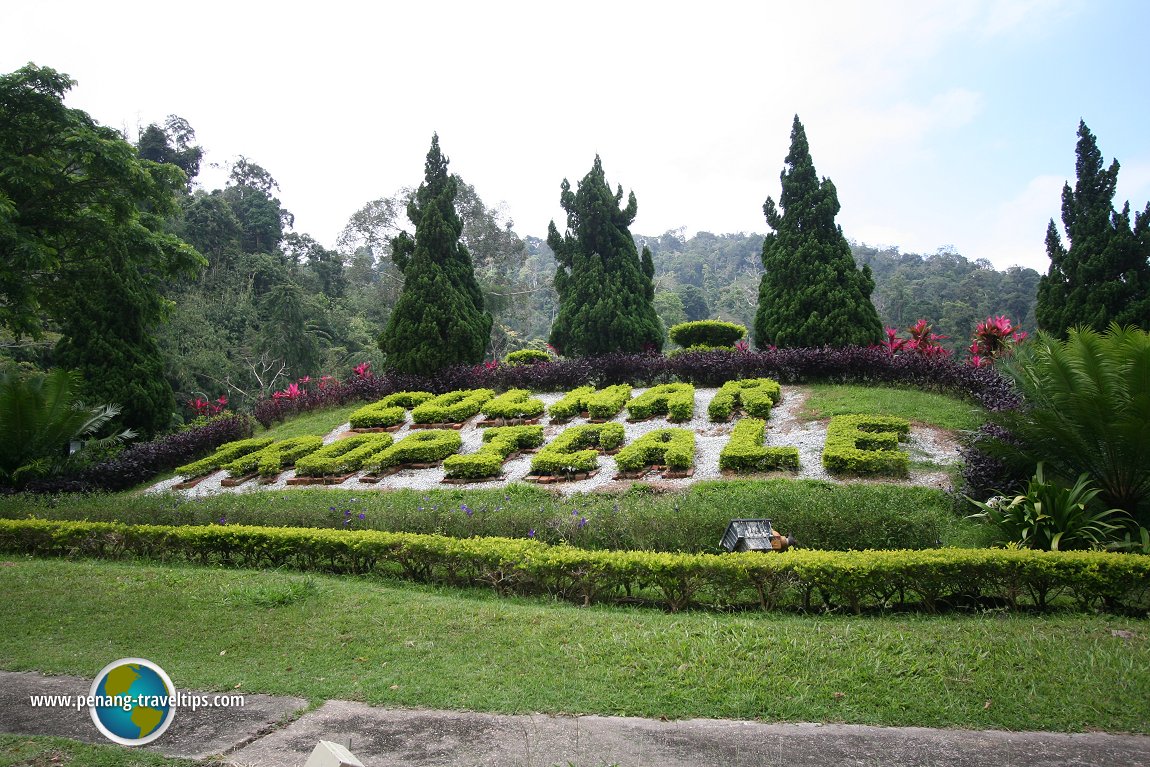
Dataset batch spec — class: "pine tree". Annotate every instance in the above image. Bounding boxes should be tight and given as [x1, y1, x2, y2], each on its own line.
[547, 156, 663, 356]
[754, 116, 882, 348]
[1036, 121, 1150, 336]
[378, 135, 492, 374]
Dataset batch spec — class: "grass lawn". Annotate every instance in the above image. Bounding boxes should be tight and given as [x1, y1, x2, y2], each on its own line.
[0, 736, 209, 767]
[255, 403, 363, 440]
[2, 559, 1147, 734]
[799, 384, 986, 431]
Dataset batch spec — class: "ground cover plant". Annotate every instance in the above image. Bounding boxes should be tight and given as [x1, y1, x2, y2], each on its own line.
[0, 734, 206, 767]
[294, 434, 395, 478]
[614, 428, 695, 473]
[708, 378, 782, 421]
[348, 391, 434, 429]
[625, 383, 695, 422]
[822, 415, 911, 477]
[1, 559, 1147, 732]
[529, 423, 625, 477]
[480, 389, 545, 420]
[719, 418, 800, 473]
[411, 389, 495, 424]
[370, 430, 462, 471]
[443, 426, 545, 480]
[800, 384, 984, 431]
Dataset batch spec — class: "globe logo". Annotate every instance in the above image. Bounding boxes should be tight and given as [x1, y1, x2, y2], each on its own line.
[88, 658, 176, 746]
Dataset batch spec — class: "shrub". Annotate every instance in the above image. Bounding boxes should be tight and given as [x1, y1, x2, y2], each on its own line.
[668, 320, 747, 349]
[481, 389, 545, 420]
[530, 423, 625, 476]
[548, 386, 595, 421]
[626, 383, 695, 422]
[371, 430, 463, 470]
[348, 391, 434, 429]
[719, 419, 799, 472]
[176, 437, 275, 478]
[443, 425, 545, 479]
[708, 378, 782, 421]
[587, 384, 632, 419]
[504, 349, 551, 366]
[615, 428, 695, 472]
[411, 389, 495, 424]
[224, 436, 324, 478]
[822, 415, 910, 476]
[294, 434, 395, 477]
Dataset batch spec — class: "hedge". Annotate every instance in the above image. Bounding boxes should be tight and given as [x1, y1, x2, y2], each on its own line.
[481, 389, 546, 420]
[294, 434, 395, 477]
[626, 383, 695, 422]
[348, 391, 434, 429]
[548, 385, 595, 421]
[175, 438, 275, 478]
[719, 419, 800, 472]
[3, 519, 1145, 614]
[530, 423, 625, 476]
[547, 384, 631, 421]
[412, 389, 495, 424]
[668, 320, 747, 349]
[224, 436, 324, 478]
[614, 428, 695, 472]
[371, 430, 462, 470]
[822, 415, 911, 476]
[504, 349, 551, 366]
[443, 426, 546, 479]
[708, 378, 782, 422]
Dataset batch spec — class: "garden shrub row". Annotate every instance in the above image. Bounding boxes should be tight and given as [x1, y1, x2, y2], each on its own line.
[481, 389, 545, 420]
[708, 378, 782, 421]
[294, 434, 395, 477]
[4, 519, 1145, 614]
[372, 430, 462, 470]
[443, 426, 546, 479]
[225, 436, 324, 478]
[626, 383, 695, 422]
[176, 437, 275, 478]
[547, 384, 632, 421]
[530, 423, 625, 476]
[719, 419, 800, 472]
[412, 389, 495, 424]
[348, 391, 434, 429]
[615, 429, 695, 472]
[822, 415, 911, 476]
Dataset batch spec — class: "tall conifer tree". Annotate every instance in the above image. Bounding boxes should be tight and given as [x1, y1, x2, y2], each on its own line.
[378, 135, 492, 374]
[547, 156, 663, 356]
[1036, 121, 1150, 336]
[754, 116, 882, 348]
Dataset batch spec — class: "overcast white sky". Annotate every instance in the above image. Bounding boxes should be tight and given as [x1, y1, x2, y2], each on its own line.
[4, 0, 1148, 272]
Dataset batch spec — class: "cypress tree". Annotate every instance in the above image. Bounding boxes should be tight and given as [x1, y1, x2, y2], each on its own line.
[754, 116, 882, 348]
[547, 156, 663, 356]
[379, 135, 492, 374]
[1036, 121, 1150, 336]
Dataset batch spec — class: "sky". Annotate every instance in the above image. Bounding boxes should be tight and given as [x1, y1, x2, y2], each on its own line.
[4, 0, 1149, 273]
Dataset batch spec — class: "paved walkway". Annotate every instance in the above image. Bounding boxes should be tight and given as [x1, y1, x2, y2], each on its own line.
[2, 670, 1148, 767]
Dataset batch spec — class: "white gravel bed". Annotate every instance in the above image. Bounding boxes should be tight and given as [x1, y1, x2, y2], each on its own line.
[146, 386, 963, 498]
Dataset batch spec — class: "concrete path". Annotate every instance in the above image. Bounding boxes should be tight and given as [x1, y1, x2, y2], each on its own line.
[2, 670, 1148, 767]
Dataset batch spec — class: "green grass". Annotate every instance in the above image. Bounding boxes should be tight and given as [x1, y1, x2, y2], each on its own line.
[1, 559, 1146, 733]
[0, 735, 210, 767]
[799, 384, 986, 432]
[256, 403, 363, 440]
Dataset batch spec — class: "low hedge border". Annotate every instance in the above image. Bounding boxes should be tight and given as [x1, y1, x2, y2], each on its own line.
[615, 428, 696, 472]
[412, 389, 495, 424]
[822, 415, 911, 476]
[175, 437, 275, 479]
[626, 383, 695, 422]
[2, 519, 1145, 614]
[719, 418, 800, 472]
[225, 436, 324, 478]
[708, 378, 782, 422]
[443, 426, 546, 480]
[371, 430, 462, 471]
[349, 391, 434, 429]
[530, 423, 625, 476]
[481, 389, 546, 420]
[294, 434, 395, 477]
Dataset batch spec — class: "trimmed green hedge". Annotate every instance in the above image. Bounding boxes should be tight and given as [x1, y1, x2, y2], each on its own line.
[481, 389, 546, 420]
[504, 349, 551, 365]
[3, 518, 1145, 614]
[822, 415, 911, 476]
[626, 383, 695, 422]
[349, 391, 434, 429]
[412, 389, 495, 424]
[175, 438, 274, 478]
[443, 426, 546, 479]
[371, 430, 462, 470]
[548, 385, 595, 421]
[615, 428, 695, 472]
[294, 434, 395, 477]
[530, 423, 625, 476]
[223, 436, 324, 477]
[719, 419, 800, 472]
[668, 320, 747, 349]
[708, 378, 782, 421]
[547, 385, 631, 421]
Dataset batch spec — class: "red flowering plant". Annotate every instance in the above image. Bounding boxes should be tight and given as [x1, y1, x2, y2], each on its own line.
[879, 320, 951, 358]
[354, 362, 373, 380]
[968, 315, 1027, 368]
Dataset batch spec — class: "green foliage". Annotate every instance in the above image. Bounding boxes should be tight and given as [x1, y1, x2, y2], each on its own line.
[966, 463, 1129, 551]
[412, 389, 495, 424]
[548, 385, 632, 421]
[801, 384, 985, 431]
[443, 425, 545, 479]
[708, 378, 782, 421]
[372, 430, 463, 470]
[530, 423, 625, 476]
[503, 349, 550, 365]
[754, 116, 882, 348]
[379, 135, 492, 374]
[615, 428, 695, 472]
[719, 418, 800, 472]
[547, 157, 664, 355]
[990, 325, 1150, 526]
[0, 370, 135, 487]
[547, 386, 595, 421]
[1036, 121, 1150, 336]
[822, 414, 910, 476]
[481, 389, 545, 420]
[626, 383, 695, 422]
[668, 320, 746, 349]
[294, 433, 394, 477]
[223, 436, 323, 477]
[175, 437, 274, 478]
[348, 392, 434, 429]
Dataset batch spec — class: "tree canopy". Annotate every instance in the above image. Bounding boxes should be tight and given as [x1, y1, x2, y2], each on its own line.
[754, 116, 882, 348]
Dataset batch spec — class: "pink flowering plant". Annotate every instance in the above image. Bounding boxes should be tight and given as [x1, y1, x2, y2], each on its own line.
[968, 315, 1028, 368]
[879, 320, 950, 358]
